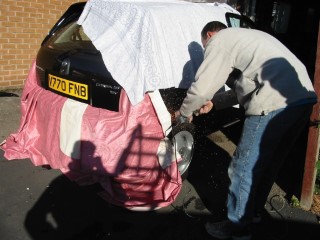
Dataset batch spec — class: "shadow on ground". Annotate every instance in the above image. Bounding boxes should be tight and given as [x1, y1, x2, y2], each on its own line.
[23, 174, 213, 240]
[13, 106, 319, 240]
[23, 132, 320, 240]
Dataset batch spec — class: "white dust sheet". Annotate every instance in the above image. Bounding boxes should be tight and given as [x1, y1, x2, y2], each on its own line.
[78, 0, 238, 105]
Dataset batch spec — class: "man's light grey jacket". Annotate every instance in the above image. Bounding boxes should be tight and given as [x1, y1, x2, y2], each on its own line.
[180, 28, 317, 117]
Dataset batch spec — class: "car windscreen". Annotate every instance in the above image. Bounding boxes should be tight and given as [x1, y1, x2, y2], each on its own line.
[226, 12, 256, 29]
[44, 21, 96, 52]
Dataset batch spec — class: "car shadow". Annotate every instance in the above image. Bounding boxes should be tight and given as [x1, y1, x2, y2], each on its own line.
[23, 174, 213, 240]
[23, 131, 320, 240]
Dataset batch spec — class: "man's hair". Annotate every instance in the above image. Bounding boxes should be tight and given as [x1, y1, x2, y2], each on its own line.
[201, 21, 227, 39]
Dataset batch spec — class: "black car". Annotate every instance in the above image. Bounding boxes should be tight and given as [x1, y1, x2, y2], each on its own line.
[36, 1, 255, 169]
[3, 1, 254, 209]
[36, 1, 254, 113]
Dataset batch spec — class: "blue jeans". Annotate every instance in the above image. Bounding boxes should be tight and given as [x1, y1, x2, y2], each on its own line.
[227, 104, 313, 226]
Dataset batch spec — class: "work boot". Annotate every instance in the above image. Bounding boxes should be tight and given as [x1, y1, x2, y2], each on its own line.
[205, 220, 251, 240]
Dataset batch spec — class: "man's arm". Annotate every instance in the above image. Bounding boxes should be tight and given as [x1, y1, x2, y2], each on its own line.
[179, 41, 234, 117]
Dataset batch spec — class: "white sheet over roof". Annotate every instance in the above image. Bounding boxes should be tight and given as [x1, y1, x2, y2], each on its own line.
[78, 0, 238, 105]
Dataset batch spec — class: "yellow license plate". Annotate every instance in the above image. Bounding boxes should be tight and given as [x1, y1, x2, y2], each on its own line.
[48, 74, 88, 100]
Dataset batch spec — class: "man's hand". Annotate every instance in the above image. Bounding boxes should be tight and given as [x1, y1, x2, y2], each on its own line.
[194, 101, 214, 116]
[174, 101, 214, 123]
[174, 111, 193, 123]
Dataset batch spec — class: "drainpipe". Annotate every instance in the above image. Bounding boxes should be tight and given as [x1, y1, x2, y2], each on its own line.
[300, 21, 320, 210]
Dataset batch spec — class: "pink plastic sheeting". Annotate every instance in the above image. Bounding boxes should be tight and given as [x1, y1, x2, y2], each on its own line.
[1, 61, 182, 209]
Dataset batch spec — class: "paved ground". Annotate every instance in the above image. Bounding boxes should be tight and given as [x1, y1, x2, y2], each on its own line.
[0, 88, 320, 240]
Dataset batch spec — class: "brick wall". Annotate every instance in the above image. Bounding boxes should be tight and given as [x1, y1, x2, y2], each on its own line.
[0, 0, 85, 90]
